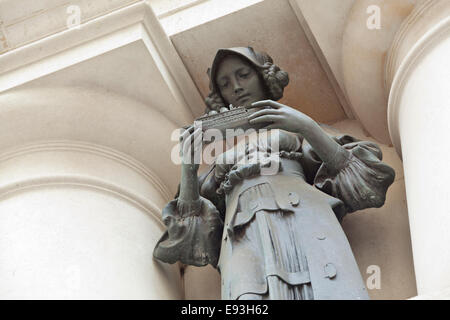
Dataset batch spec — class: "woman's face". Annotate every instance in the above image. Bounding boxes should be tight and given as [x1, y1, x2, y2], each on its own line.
[215, 55, 267, 107]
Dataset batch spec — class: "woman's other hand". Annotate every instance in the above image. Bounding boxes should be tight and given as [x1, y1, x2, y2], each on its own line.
[248, 100, 346, 166]
[247, 100, 313, 135]
[179, 125, 203, 173]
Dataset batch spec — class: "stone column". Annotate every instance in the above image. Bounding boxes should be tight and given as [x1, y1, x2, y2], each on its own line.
[387, 0, 450, 296]
[0, 87, 184, 299]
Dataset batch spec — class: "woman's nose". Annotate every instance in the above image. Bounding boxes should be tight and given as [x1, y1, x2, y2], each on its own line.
[233, 83, 243, 94]
[229, 77, 242, 93]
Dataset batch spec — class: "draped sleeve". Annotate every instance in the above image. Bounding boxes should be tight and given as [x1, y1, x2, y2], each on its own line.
[300, 135, 395, 214]
[153, 166, 225, 267]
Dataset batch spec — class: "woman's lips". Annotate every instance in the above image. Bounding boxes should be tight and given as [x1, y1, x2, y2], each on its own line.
[237, 94, 251, 103]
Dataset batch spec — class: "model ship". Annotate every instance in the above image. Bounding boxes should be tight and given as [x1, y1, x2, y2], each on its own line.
[184, 105, 268, 137]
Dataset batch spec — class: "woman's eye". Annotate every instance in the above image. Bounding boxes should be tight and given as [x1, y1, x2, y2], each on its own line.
[219, 82, 229, 88]
[239, 72, 250, 78]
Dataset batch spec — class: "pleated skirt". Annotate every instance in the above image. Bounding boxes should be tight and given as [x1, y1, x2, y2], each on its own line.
[224, 183, 314, 300]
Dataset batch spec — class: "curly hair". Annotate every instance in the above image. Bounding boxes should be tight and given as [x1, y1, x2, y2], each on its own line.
[204, 48, 289, 113]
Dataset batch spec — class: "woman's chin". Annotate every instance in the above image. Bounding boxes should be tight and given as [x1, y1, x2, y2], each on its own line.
[238, 98, 251, 106]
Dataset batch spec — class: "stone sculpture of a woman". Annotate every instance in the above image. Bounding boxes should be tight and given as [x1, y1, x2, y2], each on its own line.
[153, 47, 395, 300]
